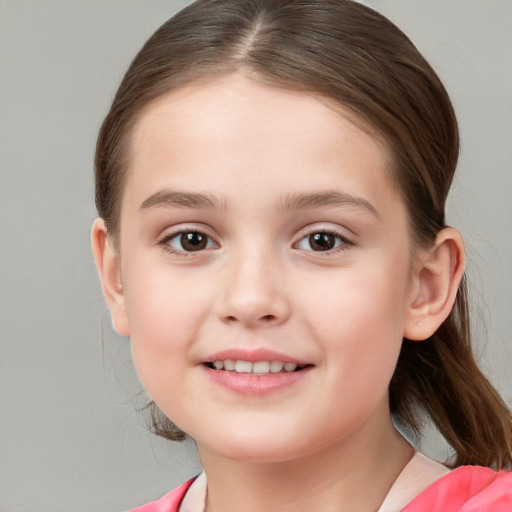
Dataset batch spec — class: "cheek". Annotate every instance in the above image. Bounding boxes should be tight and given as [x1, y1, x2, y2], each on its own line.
[122, 267, 211, 396]
[301, 256, 410, 376]
[125, 259, 210, 334]
[305, 258, 409, 332]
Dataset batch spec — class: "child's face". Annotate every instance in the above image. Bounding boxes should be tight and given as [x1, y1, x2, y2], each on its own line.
[113, 74, 420, 462]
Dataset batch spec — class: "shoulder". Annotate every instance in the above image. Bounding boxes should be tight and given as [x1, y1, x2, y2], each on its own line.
[127, 477, 197, 512]
[402, 465, 512, 511]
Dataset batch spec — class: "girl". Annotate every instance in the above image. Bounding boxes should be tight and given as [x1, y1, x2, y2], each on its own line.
[91, 1, 512, 510]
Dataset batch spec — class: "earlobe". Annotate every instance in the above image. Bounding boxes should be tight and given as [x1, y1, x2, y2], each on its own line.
[404, 228, 465, 341]
[91, 218, 130, 337]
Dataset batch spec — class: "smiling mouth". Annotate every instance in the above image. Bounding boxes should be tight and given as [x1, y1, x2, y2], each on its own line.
[204, 360, 309, 374]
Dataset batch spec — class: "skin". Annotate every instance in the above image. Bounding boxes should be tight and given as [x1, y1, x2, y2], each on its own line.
[92, 73, 465, 511]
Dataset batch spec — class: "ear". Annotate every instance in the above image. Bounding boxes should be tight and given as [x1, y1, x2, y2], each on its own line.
[404, 227, 465, 341]
[91, 218, 130, 337]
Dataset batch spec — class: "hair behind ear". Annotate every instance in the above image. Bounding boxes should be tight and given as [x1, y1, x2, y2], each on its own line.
[390, 276, 512, 469]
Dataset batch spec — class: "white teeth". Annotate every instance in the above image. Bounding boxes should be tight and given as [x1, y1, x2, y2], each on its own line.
[252, 361, 270, 374]
[270, 360, 284, 373]
[209, 359, 304, 374]
[234, 360, 253, 373]
[224, 359, 235, 370]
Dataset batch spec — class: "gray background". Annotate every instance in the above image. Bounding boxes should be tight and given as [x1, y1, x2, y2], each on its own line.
[0, 1, 510, 511]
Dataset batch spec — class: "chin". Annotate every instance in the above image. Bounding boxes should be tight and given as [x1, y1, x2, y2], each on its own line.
[216, 445, 299, 464]
[196, 427, 325, 465]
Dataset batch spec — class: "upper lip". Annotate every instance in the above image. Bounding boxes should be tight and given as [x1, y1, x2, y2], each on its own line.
[202, 348, 309, 365]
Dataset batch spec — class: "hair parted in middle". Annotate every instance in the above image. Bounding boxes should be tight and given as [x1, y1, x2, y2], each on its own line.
[95, 0, 512, 468]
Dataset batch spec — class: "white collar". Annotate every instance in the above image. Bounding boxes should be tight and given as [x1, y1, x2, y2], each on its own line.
[179, 452, 450, 512]
[377, 452, 450, 512]
[179, 471, 207, 512]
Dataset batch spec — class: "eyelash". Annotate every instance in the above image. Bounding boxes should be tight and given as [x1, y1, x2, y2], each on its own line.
[294, 229, 353, 255]
[157, 229, 218, 257]
[158, 227, 353, 257]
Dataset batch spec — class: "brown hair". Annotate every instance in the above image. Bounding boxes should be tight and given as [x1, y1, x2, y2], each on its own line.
[95, 0, 512, 468]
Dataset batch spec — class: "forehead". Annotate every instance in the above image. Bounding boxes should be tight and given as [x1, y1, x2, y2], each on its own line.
[131, 74, 385, 150]
[124, 73, 401, 216]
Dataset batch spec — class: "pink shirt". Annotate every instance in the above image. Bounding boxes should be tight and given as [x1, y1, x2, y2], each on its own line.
[402, 465, 512, 511]
[129, 466, 512, 512]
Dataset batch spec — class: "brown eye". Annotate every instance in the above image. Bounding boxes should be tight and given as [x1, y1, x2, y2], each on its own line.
[167, 231, 215, 252]
[181, 232, 207, 251]
[309, 233, 335, 251]
[297, 232, 346, 252]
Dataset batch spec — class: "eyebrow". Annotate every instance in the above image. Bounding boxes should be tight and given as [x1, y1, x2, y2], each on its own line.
[278, 190, 379, 218]
[139, 188, 379, 218]
[139, 190, 226, 211]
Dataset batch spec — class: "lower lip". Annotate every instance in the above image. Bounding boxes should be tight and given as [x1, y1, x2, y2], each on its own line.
[202, 365, 312, 395]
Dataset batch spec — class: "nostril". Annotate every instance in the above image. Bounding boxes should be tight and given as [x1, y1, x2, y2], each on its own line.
[224, 313, 276, 324]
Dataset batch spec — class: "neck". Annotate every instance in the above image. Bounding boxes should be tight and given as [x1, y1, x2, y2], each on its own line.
[198, 417, 414, 512]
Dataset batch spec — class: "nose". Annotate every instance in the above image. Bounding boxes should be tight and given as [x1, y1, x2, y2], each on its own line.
[214, 247, 291, 327]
